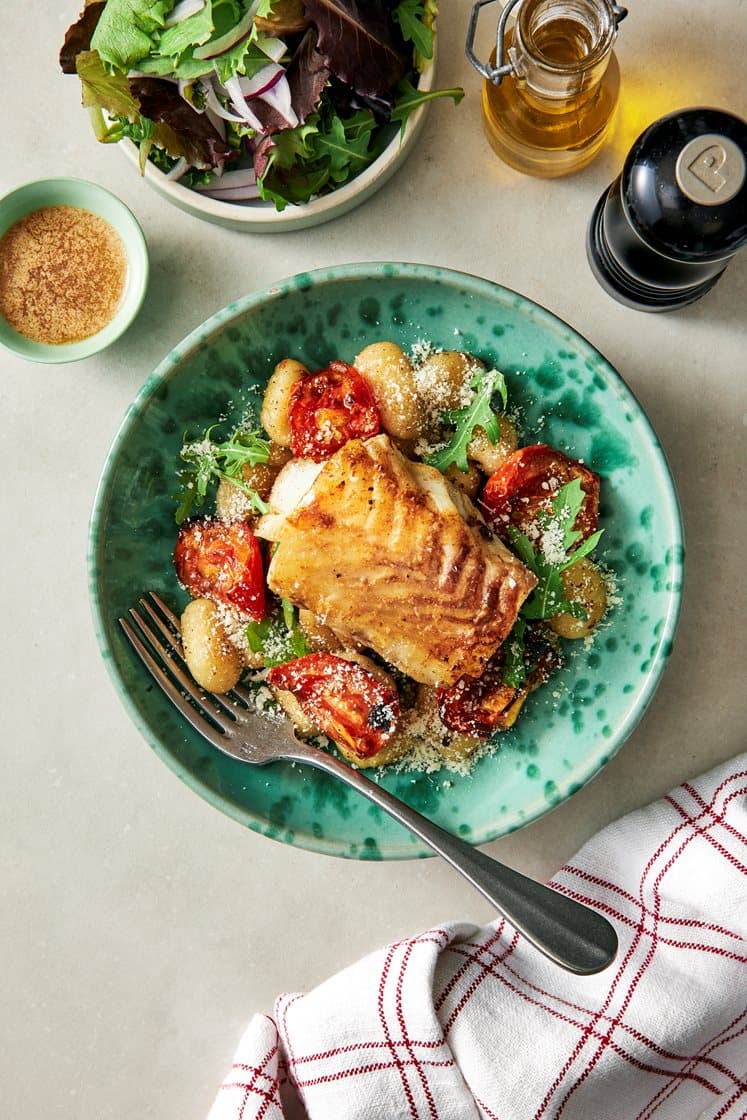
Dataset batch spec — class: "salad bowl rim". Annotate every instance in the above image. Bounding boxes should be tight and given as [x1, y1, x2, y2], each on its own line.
[117, 57, 437, 231]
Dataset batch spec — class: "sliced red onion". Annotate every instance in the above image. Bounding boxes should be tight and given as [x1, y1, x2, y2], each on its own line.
[194, 168, 258, 189]
[164, 0, 205, 27]
[256, 73, 298, 129]
[222, 75, 264, 131]
[205, 106, 226, 140]
[193, 1, 260, 60]
[194, 169, 262, 201]
[164, 157, 189, 181]
[199, 186, 262, 201]
[255, 36, 286, 64]
[237, 64, 283, 99]
[198, 78, 248, 125]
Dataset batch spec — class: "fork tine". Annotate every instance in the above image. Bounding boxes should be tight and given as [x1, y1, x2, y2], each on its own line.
[147, 592, 181, 637]
[123, 607, 235, 730]
[146, 592, 254, 711]
[119, 615, 230, 741]
[138, 595, 184, 654]
[137, 595, 241, 720]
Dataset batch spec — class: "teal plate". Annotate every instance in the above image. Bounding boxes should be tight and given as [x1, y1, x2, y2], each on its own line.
[89, 263, 684, 860]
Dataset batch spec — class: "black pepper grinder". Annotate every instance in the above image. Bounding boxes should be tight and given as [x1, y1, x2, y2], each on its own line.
[587, 107, 747, 311]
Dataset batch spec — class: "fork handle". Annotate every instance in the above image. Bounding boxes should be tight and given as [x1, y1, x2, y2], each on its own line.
[287, 745, 617, 975]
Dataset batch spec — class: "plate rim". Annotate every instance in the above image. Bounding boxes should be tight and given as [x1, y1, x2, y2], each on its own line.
[88, 261, 685, 858]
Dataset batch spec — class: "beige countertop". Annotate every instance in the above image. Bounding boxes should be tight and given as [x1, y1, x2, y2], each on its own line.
[2, 2, 746, 1116]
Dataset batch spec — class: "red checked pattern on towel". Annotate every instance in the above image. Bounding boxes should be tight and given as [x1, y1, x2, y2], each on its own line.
[207, 755, 747, 1120]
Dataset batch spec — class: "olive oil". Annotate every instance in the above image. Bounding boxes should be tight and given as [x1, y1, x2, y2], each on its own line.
[479, 0, 623, 178]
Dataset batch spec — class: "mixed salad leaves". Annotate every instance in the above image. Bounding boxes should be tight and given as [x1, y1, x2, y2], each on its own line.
[60, 0, 463, 210]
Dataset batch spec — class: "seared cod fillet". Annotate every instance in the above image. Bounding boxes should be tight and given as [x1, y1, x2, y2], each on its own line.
[266, 435, 536, 688]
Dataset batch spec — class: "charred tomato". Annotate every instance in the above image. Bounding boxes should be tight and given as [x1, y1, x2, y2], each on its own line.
[267, 652, 400, 759]
[288, 360, 380, 461]
[174, 518, 265, 619]
[480, 444, 600, 542]
[438, 625, 561, 738]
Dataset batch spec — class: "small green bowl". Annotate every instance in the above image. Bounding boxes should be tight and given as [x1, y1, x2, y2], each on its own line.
[0, 177, 149, 364]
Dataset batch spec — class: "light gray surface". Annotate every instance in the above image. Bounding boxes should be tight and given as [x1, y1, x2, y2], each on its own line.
[2, 3, 746, 1117]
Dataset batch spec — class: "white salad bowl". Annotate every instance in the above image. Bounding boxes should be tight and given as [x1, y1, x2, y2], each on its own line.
[119, 59, 436, 233]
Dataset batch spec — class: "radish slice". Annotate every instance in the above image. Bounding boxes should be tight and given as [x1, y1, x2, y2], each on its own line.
[193, 1, 260, 59]
[164, 0, 206, 27]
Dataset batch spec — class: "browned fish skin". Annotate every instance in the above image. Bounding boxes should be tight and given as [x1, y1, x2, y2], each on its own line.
[267, 435, 537, 688]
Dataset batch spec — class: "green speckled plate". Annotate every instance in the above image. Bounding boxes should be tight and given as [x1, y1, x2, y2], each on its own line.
[89, 263, 683, 860]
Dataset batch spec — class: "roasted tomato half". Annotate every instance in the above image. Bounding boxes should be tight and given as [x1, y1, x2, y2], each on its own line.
[288, 360, 380, 461]
[438, 625, 561, 738]
[267, 653, 400, 759]
[480, 444, 600, 543]
[174, 518, 265, 619]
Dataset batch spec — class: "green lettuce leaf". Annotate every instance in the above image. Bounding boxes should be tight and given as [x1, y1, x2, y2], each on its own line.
[211, 33, 280, 84]
[91, 0, 175, 71]
[157, 1, 216, 57]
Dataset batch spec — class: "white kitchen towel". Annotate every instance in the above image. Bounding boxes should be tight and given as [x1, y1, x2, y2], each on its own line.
[208, 753, 747, 1119]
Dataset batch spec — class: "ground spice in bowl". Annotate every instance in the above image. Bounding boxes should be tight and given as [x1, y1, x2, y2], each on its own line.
[0, 204, 128, 345]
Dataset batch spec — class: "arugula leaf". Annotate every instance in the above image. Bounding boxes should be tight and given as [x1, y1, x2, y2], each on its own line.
[427, 367, 508, 474]
[256, 105, 379, 208]
[389, 76, 464, 139]
[90, 0, 175, 71]
[502, 618, 527, 688]
[392, 0, 434, 62]
[245, 602, 309, 667]
[508, 480, 604, 620]
[175, 424, 271, 524]
[315, 110, 377, 182]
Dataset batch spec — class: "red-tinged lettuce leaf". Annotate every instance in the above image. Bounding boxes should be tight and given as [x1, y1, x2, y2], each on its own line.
[301, 0, 406, 98]
[287, 28, 330, 124]
[328, 75, 393, 124]
[129, 76, 235, 168]
[60, 1, 106, 74]
[254, 124, 329, 208]
[77, 49, 142, 120]
[248, 31, 329, 141]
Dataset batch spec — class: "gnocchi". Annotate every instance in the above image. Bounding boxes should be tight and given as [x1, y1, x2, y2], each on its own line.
[181, 598, 242, 694]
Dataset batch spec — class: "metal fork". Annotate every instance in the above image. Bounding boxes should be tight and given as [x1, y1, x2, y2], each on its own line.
[119, 593, 618, 975]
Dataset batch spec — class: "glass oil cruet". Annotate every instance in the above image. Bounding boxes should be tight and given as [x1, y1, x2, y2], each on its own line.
[466, 0, 628, 177]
